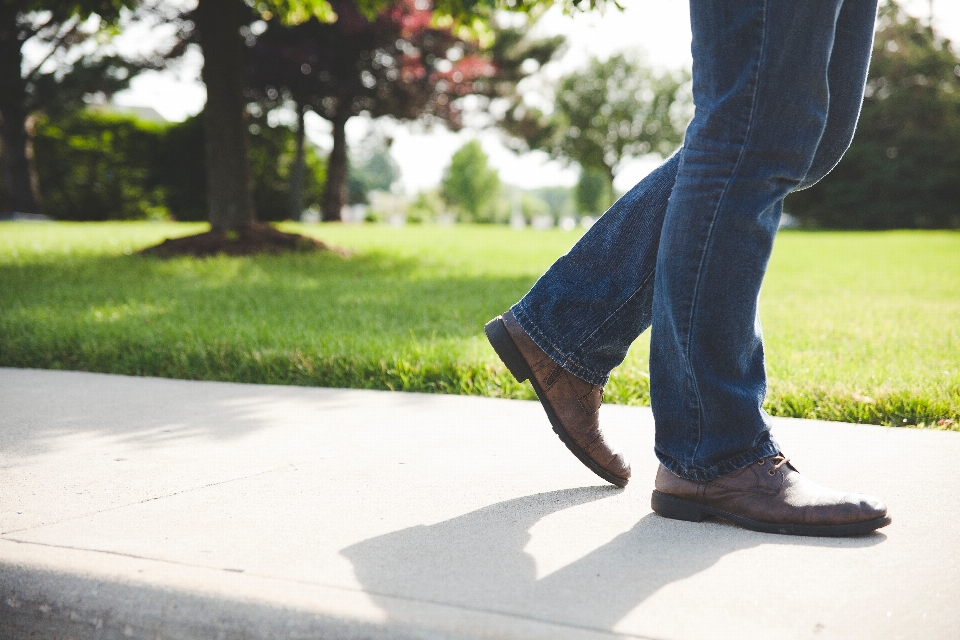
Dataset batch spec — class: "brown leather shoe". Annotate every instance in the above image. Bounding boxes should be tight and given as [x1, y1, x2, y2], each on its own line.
[652, 454, 890, 536]
[484, 311, 631, 487]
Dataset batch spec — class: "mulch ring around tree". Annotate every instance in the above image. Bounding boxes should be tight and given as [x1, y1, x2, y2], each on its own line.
[139, 224, 349, 258]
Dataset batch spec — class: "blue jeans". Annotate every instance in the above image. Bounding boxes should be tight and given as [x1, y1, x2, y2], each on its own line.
[511, 0, 878, 481]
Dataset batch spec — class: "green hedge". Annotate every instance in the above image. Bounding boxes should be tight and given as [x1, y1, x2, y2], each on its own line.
[32, 110, 325, 222]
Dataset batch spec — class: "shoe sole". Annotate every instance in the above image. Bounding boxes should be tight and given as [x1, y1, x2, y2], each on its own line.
[484, 315, 629, 488]
[651, 490, 892, 537]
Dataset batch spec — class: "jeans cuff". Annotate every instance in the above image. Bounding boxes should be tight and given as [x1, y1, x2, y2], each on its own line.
[655, 437, 781, 482]
[509, 303, 610, 387]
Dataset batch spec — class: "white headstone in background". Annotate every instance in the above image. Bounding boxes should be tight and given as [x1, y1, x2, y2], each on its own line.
[437, 213, 456, 226]
[369, 191, 408, 225]
[559, 216, 576, 231]
[531, 215, 553, 231]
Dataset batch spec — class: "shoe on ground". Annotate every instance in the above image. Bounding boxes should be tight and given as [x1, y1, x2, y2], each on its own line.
[651, 454, 890, 536]
[485, 311, 631, 487]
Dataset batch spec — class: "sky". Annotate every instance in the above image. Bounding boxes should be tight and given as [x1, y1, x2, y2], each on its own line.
[107, 0, 960, 194]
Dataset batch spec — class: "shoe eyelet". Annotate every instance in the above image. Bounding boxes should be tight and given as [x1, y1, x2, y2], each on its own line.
[768, 469, 776, 476]
[757, 459, 765, 465]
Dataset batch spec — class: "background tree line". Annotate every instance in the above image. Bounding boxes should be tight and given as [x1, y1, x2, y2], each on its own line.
[2, 0, 957, 231]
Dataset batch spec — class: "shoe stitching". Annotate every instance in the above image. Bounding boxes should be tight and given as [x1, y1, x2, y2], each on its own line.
[582, 431, 604, 454]
[577, 387, 602, 416]
[543, 364, 564, 390]
[711, 466, 782, 495]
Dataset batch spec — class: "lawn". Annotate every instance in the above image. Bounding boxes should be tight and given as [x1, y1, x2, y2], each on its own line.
[1, 222, 957, 429]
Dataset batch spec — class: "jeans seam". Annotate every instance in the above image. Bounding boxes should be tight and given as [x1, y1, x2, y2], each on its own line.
[514, 267, 654, 386]
[567, 174, 672, 363]
[570, 267, 656, 368]
[683, 0, 769, 467]
[657, 438, 779, 482]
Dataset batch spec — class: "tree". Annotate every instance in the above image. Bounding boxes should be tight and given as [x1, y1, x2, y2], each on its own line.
[193, 0, 256, 232]
[786, 0, 960, 229]
[575, 166, 612, 216]
[348, 140, 401, 205]
[156, 0, 596, 250]
[405, 188, 444, 223]
[441, 139, 500, 222]
[501, 52, 690, 185]
[531, 185, 573, 219]
[0, 0, 144, 214]
[245, 0, 519, 222]
[468, 22, 565, 125]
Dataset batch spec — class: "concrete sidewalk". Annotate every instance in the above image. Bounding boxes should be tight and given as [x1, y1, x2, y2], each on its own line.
[1, 368, 957, 639]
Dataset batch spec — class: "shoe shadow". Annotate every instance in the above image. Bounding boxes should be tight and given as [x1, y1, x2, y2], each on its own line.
[340, 486, 885, 633]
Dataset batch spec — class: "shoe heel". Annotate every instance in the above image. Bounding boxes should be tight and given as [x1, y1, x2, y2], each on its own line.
[484, 316, 533, 383]
[651, 491, 705, 522]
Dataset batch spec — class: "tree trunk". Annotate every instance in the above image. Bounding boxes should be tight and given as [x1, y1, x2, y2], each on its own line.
[196, 0, 254, 232]
[0, 12, 41, 214]
[321, 116, 348, 222]
[289, 106, 306, 221]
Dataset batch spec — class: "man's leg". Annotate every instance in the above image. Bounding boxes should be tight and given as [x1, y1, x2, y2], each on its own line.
[487, 0, 886, 512]
[511, 154, 680, 385]
[651, 0, 875, 479]
[507, 0, 879, 384]
[485, 154, 679, 486]
[650, 0, 888, 535]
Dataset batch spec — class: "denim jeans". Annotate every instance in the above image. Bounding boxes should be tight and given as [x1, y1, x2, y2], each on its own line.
[511, 0, 878, 481]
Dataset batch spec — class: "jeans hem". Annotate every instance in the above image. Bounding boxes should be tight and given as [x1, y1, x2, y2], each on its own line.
[510, 303, 610, 387]
[655, 437, 780, 482]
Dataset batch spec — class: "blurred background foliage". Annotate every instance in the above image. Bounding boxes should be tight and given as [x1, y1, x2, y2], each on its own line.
[31, 110, 327, 222]
[3, 0, 959, 229]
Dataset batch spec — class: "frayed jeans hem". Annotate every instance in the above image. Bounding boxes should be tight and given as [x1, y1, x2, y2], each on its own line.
[510, 303, 611, 387]
[655, 438, 781, 482]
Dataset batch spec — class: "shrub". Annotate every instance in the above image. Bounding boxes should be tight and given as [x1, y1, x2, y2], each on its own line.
[31, 110, 326, 222]
[32, 111, 166, 221]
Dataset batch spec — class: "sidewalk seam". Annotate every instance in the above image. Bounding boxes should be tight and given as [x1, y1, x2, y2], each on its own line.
[0, 538, 660, 640]
[0, 463, 296, 536]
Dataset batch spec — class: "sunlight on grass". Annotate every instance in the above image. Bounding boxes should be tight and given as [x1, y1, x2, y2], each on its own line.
[1, 222, 957, 428]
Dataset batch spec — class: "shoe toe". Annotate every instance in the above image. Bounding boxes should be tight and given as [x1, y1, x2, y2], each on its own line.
[856, 493, 887, 520]
[609, 452, 631, 483]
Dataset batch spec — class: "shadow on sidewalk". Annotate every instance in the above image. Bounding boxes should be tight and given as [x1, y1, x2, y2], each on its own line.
[341, 486, 885, 634]
[0, 369, 385, 458]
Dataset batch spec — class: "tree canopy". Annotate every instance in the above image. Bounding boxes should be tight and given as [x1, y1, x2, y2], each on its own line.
[575, 166, 612, 216]
[501, 52, 690, 186]
[441, 139, 500, 222]
[245, 0, 497, 219]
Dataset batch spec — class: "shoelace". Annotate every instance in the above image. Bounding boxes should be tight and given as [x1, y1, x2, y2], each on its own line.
[759, 453, 791, 476]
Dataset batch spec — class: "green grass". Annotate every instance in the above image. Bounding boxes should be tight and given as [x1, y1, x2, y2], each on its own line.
[1, 222, 957, 429]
